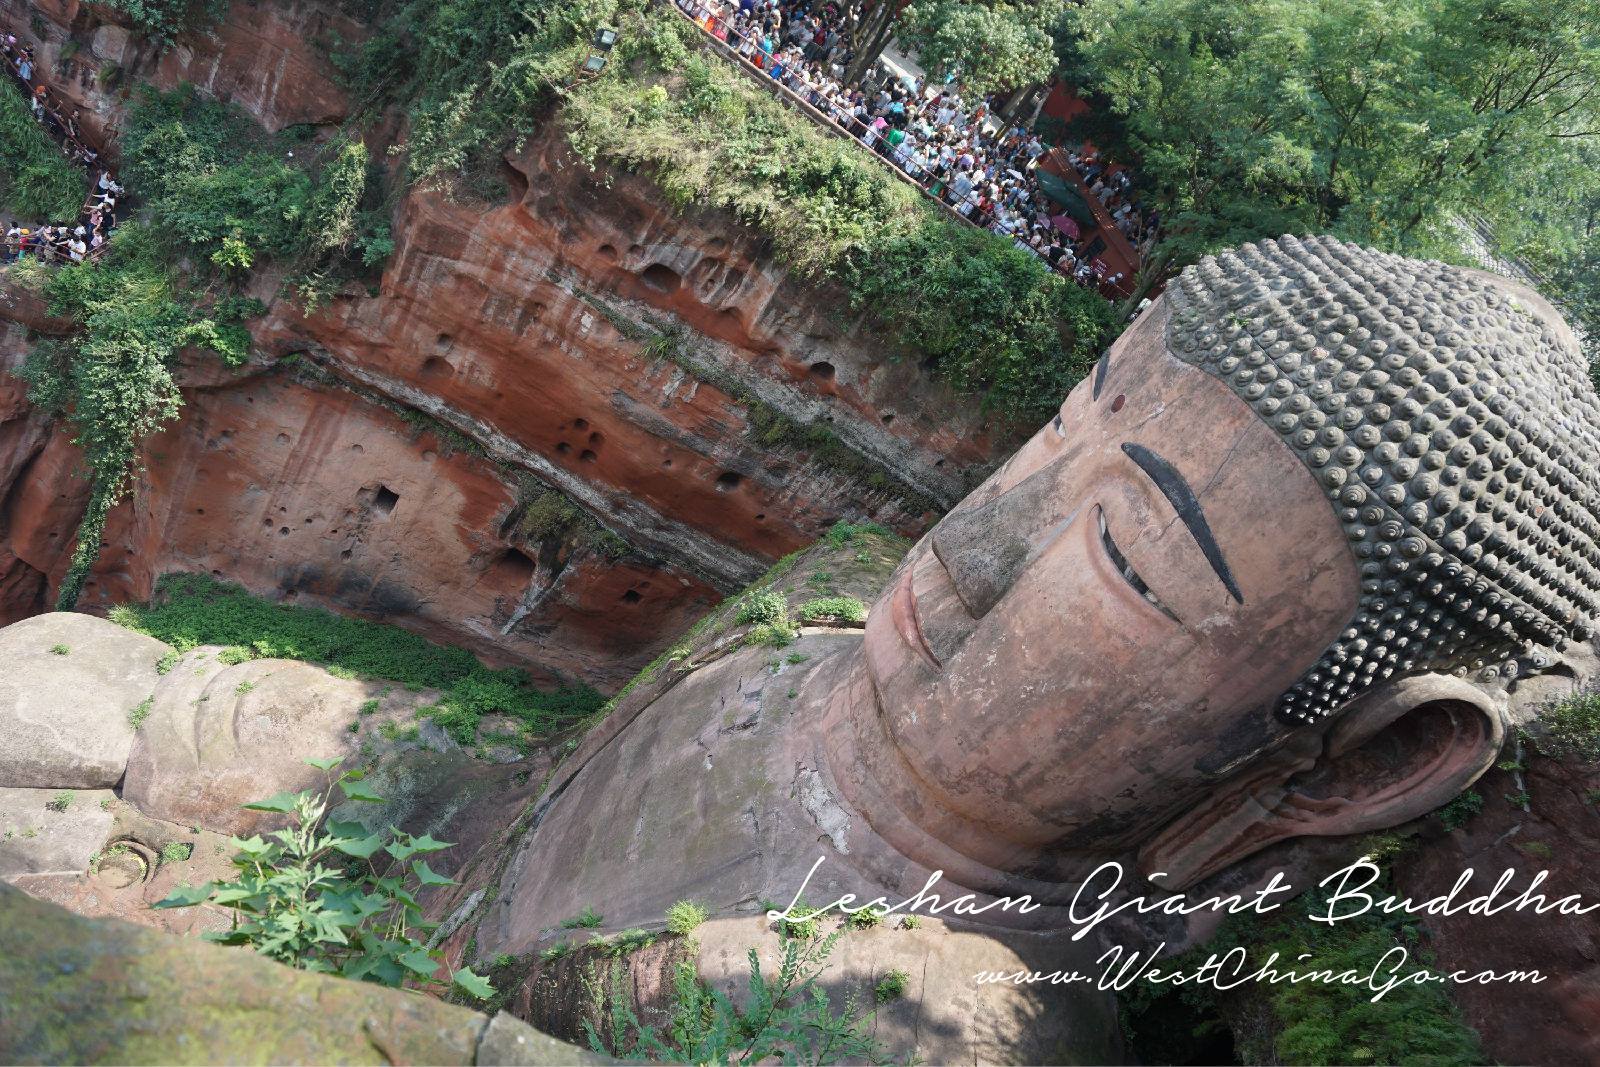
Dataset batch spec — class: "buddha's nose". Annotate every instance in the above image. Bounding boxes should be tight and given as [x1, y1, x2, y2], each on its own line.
[930, 467, 1063, 618]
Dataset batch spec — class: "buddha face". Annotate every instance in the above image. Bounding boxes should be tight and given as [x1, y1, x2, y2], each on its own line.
[859, 301, 1363, 857]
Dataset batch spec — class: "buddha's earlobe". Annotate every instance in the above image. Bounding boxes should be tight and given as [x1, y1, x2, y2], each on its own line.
[1136, 675, 1504, 890]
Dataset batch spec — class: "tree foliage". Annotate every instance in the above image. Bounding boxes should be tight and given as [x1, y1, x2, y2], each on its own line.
[900, 0, 1062, 97]
[1065, 0, 1600, 301]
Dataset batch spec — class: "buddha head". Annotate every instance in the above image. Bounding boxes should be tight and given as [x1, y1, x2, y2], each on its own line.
[838, 236, 1600, 889]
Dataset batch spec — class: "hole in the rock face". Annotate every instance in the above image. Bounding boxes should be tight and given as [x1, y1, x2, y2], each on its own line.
[490, 547, 537, 585]
[435, 333, 454, 351]
[598, 243, 618, 261]
[934, 458, 946, 468]
[341, 548, 353, 560]
[556, 442, 572, 456]
[622, 589, 642, 604]
[372, 486, 400, 517]
[574, 418, 589, 430]
[279, 507, 287, 514]
[809, 361, 836, 381]
[279, 526, 291, 536]
[640, 263, 682, 293]
[421, 356, 453, 380]
[196, 508, 205, 515]
[755, 513, 766, 522]
[588, 431, 603, 445]
[715, 472, 743, 492]
[276, 432, 291, 445]
[580, 449, 598, 463]
[662, 458, 673, 468]
[262, 518, 272, 527]
[881, 413, 895, 425]
[351, 443, 364, 454]
[1111, 394, 1127, 413]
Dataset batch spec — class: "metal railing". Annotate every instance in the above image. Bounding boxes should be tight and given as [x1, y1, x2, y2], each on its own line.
[1, 31, 120, 266]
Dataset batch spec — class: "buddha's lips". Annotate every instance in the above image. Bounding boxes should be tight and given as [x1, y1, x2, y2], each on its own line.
[891, 555, 942, 670]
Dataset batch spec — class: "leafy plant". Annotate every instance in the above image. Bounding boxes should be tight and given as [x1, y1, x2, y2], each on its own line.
[587, 930, 885, 1064]
[736, 590, 789, 626]
[48, 644, 70, 655]
[845, 905, 884, 930]
[874, 968, 909, 1003]
[563, 904, 604, 929]
[665, 899, 707, 936]
[1532, 690, 1600, 762]
[0, 77, 86, 220]
[153, 757, 493, 1000]
[45, 791, 74, 813]
[128, 696, 155, 730]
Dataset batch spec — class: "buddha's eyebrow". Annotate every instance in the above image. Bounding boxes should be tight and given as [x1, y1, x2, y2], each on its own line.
[1091, 348, 1111, 400]
[1120, 443, 1244, 604]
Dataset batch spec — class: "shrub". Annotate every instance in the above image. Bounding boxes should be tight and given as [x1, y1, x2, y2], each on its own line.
[736, 590, 788, 626]
[586, 930, 884, 1063]
[48, 644, 70, 655]
[562, 905, 604, 929]
[797, 597, 867, 625]
[160, 841, 193, 863]
[665, 900, 707, 936]
[154, 757, 494, 1000]
[45, 791, 73, 812]
[845, 906, 884, 930]
[1436, 790, 1483, 831]
[1534, 691, 1600, 762]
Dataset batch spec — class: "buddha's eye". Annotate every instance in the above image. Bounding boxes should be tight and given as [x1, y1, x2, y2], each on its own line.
[1098, 508, 1175, 621]
[1052, 413, 1066, 438]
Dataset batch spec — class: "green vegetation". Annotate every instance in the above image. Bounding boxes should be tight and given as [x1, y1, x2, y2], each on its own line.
[339, 0, 1116, 422]
[1063, 0, 1600, 311]
[1119, 867, 1483, 1066]
[358, 698, 381, 716]
[665, 899, 707, 936]
[16, 87, 385, 606]
[48, 644, 69, 655]
[562, 904, 605, 929]
[540, 940, 574, 962]
[586, 930, 884, 1064]
[98, 0, 227, 44]
[898, 915, 920, 931]
[109, 573, 603, 744]
[735, 590, 788, 627]
[873, 968, 909, 1003]
[0, 77, 85, 220]
[1532, 690, 1600, 762]
[154, 757, 493, 999]
[844, 906, 883, 930]
[1436, 790, 1484, 832]
[128, 695, 154, 730]
[45, 791, 74, 813]
[234, 680, 256, 695]
[160, 841, 193, 863]
[796, 596, 866, 625]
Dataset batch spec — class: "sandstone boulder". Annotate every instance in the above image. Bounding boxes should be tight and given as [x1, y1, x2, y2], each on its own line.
[0, 613, 167, 789]
[0, 787, 116, 879]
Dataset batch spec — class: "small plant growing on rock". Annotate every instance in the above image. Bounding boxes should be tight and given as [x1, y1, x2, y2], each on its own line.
[128, 696, 154, 730]
[666, 899, 707, 935]
[160, 841, 193, 863]
[563, 904, 604, 929]
[155, 650, 180, 675]
[1437, 790, 1483, 831]
[875, 968, 909, 1002]
[45, 791, 74, 812]
[797, 597, 867, 625]
[235, 680, 256, 695]
[540, 941, 572, 962]
[737, 590, 789, 626]
[898, 915, 921, 931]
[492, 953, 515, 969]
[154, 757, 493, 1000]
[48, 644, 70, 655]
[846, 905, 885, 930]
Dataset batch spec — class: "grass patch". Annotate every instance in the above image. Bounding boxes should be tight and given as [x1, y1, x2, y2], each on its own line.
[110, 573, 603, 744]
[562, 905, 604, 930]
[128, 696, 154, 730]
[160, 841, 193, 863]
[797, 596, 866, 625]
[874, 968, 909, 1003]
[45, 791, 74, 813]
[48, 644, 70, 655]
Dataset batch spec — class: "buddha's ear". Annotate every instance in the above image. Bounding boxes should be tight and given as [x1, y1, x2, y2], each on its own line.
[1137, 675, 1504, 890]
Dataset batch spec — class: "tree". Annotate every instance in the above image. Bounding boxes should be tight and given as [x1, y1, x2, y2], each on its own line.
[899, 0, 1062, 97]
[1062, 0, 1600, 307]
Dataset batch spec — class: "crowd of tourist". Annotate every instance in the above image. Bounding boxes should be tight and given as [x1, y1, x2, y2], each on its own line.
[2, 28, 124, 265]
[675, 0, 1161, 296]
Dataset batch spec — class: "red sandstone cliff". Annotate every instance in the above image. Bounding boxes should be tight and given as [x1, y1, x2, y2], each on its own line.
[0, 0, 1012, 685]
